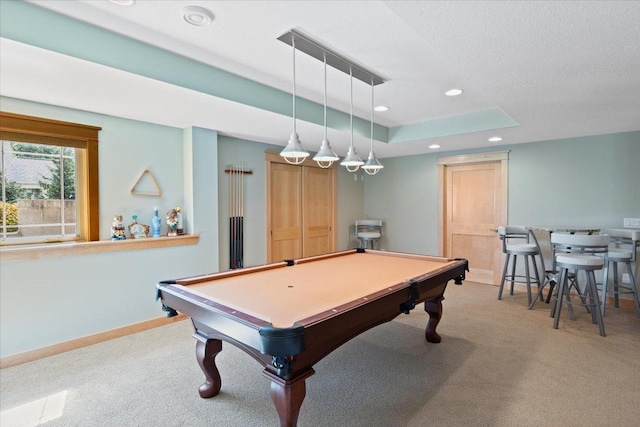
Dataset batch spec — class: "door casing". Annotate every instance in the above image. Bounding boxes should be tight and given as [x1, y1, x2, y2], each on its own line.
[438, 151, 509, 285]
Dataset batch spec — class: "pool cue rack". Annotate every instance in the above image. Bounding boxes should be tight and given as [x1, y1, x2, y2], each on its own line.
[225, 165, 253, 269]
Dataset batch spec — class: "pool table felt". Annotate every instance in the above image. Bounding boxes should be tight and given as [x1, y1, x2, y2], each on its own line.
[182, 252, 458, 328]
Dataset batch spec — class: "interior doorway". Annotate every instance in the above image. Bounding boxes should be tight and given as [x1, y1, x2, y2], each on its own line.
[438, 151, 509, 285]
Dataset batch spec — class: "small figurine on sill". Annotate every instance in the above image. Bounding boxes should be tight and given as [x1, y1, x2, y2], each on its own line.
[176, 206, 184, 236]
[129, 214, 149, 239]
[166, 208, 178, 237]
[111, 214, 126, 241]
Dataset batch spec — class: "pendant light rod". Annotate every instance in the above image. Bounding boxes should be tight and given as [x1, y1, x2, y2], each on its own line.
[292, 37, 296, 134]
[278, 29, 385, 86]
[350, 66, 353, 146]
[370, 76, 374, 149]
[323, 52, 327, 140]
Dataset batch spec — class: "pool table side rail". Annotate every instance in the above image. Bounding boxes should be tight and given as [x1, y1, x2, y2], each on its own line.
[359, 249, 462, 263]
[172, 261, 290, 286]
[290, 248, 362, 265]
[294, 248, 460, 265]
[408, 258, 468, 289]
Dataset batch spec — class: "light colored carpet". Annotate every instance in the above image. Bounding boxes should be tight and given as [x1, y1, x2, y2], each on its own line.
[1, 282, 639, 426]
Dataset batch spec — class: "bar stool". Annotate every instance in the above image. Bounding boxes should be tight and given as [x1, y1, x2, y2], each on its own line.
[600, 229, 640, 317]
[497, 226, 542, 307]
[549, 234, 610, 337]
[355, 220, 382, 249]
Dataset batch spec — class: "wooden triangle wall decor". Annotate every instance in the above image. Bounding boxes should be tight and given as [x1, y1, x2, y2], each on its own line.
[129, 169, 162, 197]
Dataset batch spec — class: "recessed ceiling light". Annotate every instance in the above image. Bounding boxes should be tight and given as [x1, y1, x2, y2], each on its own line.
[108, 0, 135, 6]
[374, 105, 389, 112]
[429, 144, 440, 149]
[182, 6, 215, 26]
[488, 136, 503, 142]
[445, 88, 463, 97]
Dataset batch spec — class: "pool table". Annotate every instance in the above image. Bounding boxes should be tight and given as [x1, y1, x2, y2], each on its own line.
[156, 249, 467, 426]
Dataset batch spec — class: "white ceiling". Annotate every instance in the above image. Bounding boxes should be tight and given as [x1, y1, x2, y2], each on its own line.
[2, 0, 640, 158]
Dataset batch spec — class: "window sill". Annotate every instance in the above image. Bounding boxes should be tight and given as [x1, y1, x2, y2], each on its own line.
[0, 234, 199, 263]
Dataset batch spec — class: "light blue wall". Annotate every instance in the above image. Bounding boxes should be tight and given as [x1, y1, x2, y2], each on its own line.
[363, 155, 440, 254]
[184, 126, 220, 271]
[337, 169, 365, 249]
[507, 133, 640, 226]
[364, 131, 640, 256]
[0, 97, 219, 357]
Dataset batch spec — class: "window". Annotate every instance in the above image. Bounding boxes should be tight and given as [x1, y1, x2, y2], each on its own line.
[0, 112, 100, 245]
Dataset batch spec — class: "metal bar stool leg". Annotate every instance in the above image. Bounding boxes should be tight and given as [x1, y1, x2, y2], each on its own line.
[545, 279, 556, 304]
[601, 262, 610, 317]
[510, 255, 518, 295]
[524, 257, 532, 306]
[613, 262, 620, 308]
[528, 255, 543, 310]
[498, 253, 511, 300]
[552, 268, 567, 328]
[587, 270, 606, 337]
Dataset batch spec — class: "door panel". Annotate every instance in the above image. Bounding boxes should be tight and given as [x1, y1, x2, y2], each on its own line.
[303, 167, 334, 257]
[270, 163, 302, 262]
[444, 162, 503, 284]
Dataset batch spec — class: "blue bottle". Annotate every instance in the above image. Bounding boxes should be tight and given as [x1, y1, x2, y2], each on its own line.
[152, 206, 161, 238]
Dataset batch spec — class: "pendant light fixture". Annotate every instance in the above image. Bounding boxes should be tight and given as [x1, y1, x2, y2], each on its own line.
[313, 53, 339, 168]
[340, 66, 364, 172]
[362, 76, 383, 175]
[280, 36, 310, 165]
[277, 29, 385, 172]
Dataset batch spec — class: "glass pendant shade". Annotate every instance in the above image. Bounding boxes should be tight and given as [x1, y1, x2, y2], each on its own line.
[281, 132, 309, 165]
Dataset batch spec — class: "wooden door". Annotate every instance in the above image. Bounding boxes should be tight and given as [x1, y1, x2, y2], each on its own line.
[440, 152, 508, 285]
[266, 152, 337, 263]
[303, 166, 335, 257]
[269, 162, 302, 262]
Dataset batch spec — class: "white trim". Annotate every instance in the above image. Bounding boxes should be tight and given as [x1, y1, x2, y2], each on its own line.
[438, 150, 510, 165]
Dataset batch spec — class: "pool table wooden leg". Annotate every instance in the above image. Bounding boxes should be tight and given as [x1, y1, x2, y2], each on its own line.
[263, 368, 314, 427]
[424, 297, 444, 343]
[194, 335, 222, 398]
